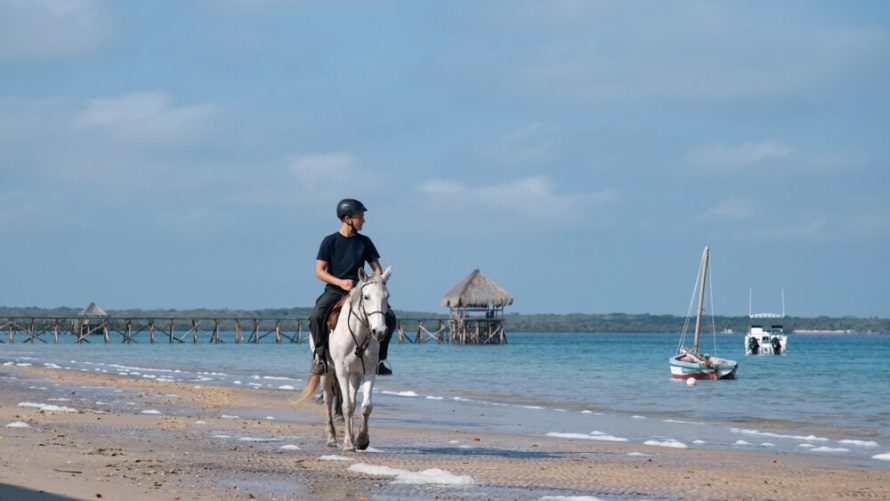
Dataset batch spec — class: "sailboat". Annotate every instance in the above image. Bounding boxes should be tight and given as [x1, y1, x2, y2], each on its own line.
[669, 247, 738, 380]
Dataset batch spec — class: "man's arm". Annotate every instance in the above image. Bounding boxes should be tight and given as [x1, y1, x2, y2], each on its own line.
[315, 259, 353, 291]
[369, 260, 383, 275]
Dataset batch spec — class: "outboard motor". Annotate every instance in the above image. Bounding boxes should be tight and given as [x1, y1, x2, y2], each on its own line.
[748, 336, 759, 355]
[771, 337, 782, 355]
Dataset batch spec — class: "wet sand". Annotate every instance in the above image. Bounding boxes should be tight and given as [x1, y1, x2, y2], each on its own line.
[1, 364, 887, 500]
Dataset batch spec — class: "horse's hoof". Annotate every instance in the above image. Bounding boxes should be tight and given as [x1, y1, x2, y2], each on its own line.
[326, 440, 337, 448]
[334, 414, 345, 423]
[343, 446, 356, 453]
[356, 438, 369, 451]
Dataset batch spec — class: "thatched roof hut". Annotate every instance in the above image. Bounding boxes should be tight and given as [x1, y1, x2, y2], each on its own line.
[78, 302, 108, 317]
[441, 269, 511, 344]
[441, 269, 513, 309]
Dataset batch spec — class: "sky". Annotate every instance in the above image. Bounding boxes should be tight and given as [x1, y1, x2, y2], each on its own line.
[1, 0, 888, 318]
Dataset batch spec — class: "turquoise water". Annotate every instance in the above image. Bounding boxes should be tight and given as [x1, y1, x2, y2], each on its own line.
[2, 332, 888, 465]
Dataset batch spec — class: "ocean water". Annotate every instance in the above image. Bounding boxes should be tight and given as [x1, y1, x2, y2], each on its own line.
[2, 332, 888, 467]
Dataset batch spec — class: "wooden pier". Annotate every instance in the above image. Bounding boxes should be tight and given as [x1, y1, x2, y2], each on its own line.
[0, 316, 505, 345]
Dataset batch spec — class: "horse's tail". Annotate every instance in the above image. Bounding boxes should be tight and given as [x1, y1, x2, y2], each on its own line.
[295, 374, 322, 405]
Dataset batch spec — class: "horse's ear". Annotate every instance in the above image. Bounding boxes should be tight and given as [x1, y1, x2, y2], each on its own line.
[381, 265, 392, 283]
[358, 268, 368, 282]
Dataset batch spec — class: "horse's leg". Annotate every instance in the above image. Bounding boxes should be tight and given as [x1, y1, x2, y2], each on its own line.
[332, 377, 344, 422]
[340, 372, 359, 452]
[322, 374, 337, 448]
[355, 378, 374, 451]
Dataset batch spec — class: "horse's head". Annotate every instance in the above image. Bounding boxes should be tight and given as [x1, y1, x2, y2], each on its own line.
[354, 266, 392, 342]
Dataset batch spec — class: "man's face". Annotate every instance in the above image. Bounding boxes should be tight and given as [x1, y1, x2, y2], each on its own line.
[347, 211, 365, 231]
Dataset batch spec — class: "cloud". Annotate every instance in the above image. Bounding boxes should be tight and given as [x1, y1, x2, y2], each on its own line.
[418, 175, 615, 231]
[0, 0, 115, 61]
[439, 3, 889, 103]
[748, 218, 829, 242]
[688, 140, 792, 168]
[193, 0, 298, 15]
[72, 91, 221, 144]
[0, 93, 224, 197]
[698, 199, 754, 221]
[287, 152, 383, 203]
[489, 123, 556, 164]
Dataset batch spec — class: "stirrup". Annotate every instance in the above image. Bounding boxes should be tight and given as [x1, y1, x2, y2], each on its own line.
[376, 360, 392, 376]
[310, 358, 327, 376]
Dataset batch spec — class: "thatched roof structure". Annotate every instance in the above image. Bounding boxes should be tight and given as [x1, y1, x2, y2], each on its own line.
[78, 302, 108, 317]
[441, 269, 513, 308]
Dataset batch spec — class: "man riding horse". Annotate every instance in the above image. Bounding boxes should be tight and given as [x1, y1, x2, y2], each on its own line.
[309, 198, 396, 376]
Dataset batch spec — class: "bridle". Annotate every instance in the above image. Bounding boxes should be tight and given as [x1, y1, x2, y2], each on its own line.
[347, 280, 388, 372]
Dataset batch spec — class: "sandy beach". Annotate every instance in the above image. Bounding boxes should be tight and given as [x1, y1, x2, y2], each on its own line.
[1, 364, 886, 501]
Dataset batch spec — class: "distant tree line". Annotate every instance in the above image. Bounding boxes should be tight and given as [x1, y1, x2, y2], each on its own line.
[501, 312, 890, 334]
[1, 307, 887, 334]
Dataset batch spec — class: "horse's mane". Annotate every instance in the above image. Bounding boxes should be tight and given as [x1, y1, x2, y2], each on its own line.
[347, 270, 384, 310]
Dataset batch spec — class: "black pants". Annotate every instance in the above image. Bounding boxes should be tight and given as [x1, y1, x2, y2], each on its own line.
[309, 289, 396, 361]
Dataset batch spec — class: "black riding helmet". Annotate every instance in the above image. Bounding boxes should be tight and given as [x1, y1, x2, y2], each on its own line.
[336, 198, 368, 220]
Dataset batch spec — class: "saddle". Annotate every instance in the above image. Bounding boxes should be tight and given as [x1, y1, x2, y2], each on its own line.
[325, 295, 349, 333]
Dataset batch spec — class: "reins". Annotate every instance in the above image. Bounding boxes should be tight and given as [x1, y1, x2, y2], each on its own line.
[346, 280, 387, 375]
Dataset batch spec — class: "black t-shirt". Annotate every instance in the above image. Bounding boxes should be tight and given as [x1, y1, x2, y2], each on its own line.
[316, 232, 380, 293]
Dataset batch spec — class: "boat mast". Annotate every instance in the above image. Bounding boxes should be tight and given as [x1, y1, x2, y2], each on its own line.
[692, 246, 709, 354]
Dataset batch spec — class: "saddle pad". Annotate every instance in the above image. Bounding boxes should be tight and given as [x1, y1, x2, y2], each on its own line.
[326, 295, 349, 332]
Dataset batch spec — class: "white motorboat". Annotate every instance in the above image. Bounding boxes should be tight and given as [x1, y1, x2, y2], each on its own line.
[745, 290, 787, 355]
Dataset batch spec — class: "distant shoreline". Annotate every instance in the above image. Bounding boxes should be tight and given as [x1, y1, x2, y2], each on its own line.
[2, 306, 889, 334]
[791, 329, 859, 334]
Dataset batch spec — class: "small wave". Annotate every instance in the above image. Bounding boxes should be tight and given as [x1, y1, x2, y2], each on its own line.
[349, 463, 475, 486]
[808, 446, 850, 453]
[839, 439, 878, 447]
[545, 431, 628, 442]
[540, 496, 605, 501]
[643, 439, 687, 448]
[18, 402, 76, 412]
[732, 428, 828, 442]
[381, 390, 418, 397]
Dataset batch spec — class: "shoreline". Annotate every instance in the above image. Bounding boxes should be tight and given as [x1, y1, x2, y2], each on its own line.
[1, 364, 887, 500]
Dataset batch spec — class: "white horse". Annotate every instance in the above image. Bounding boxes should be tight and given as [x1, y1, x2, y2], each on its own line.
[297, 266, 391, 452]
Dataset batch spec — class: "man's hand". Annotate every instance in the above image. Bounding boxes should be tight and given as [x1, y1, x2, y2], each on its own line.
[339, 279, 354, 291]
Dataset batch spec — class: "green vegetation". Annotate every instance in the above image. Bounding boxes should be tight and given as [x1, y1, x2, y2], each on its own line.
[1, 307, 887, 334]
[503, 312, 889, 334]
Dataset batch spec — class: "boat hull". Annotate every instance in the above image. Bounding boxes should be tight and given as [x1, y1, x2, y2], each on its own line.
[669, 354, 737, 380]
